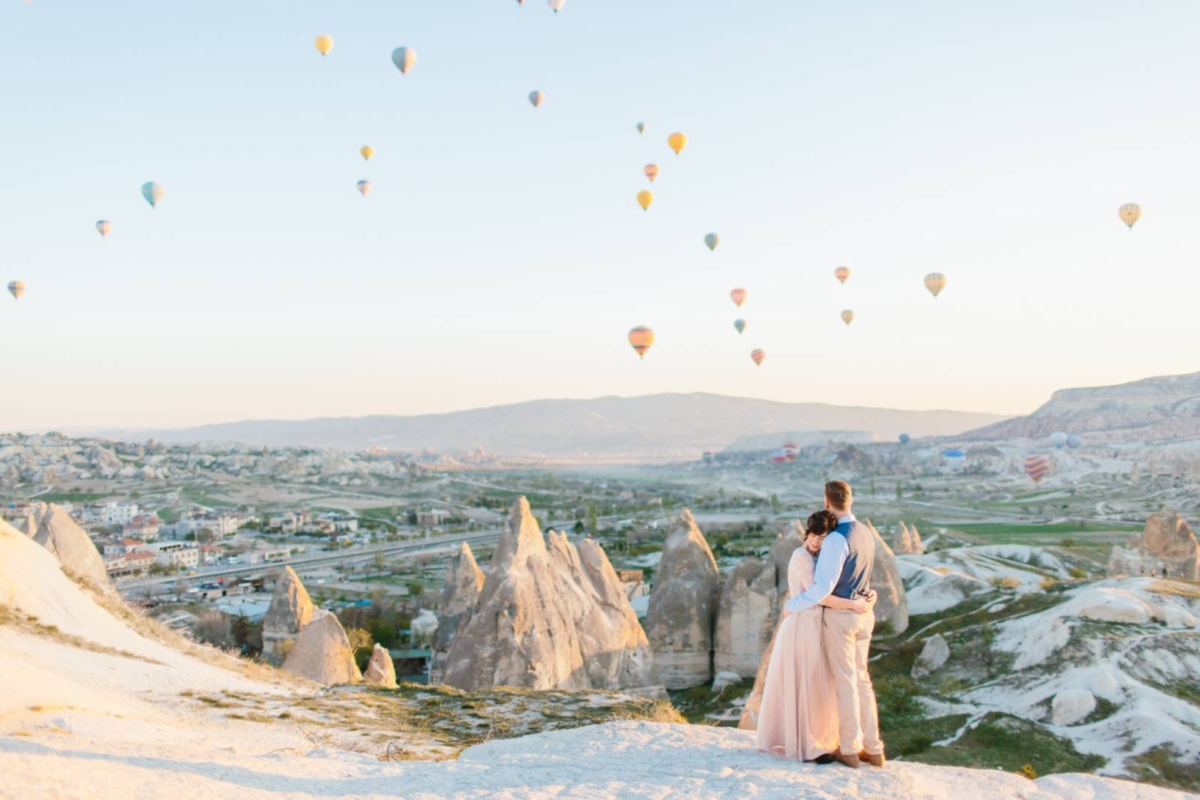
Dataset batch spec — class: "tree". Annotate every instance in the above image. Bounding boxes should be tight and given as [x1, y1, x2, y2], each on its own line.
[347, 627, 375, 672]
[769, 494, 782, 513]
[572, 520, 585, 535]
[895, 483, 903, 501]
[194, 611, 233, 648]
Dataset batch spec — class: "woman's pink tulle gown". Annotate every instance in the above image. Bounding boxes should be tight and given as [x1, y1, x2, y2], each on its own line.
[754, 547, 840, 761]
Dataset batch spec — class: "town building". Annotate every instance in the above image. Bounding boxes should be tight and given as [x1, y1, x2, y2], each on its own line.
[83, 502, 140, 526]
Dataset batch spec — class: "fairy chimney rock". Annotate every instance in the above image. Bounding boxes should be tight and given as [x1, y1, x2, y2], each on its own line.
[1108, 509, 1200, 580]
[364, 643, 398, 689]
[432, 542, 485, 669]
[262, 567, 315, 664]
[32, 504, 108, 586]
[866, 520, 909, 635]
[714, 557, 776, 678]
[281, 609, 361, 686]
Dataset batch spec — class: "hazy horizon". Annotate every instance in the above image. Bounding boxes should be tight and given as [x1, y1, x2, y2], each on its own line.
[4, 1, 1199, 429]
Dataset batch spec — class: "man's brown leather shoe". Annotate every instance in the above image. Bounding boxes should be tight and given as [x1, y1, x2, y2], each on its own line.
[859, 750, 886, 768]
[832, 752, 861, 768]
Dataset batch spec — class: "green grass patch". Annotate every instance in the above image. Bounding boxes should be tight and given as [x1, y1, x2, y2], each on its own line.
[668, 679, 754, 725]
[906, 712, 1104, 776]
[1127, 744, 1200, 793]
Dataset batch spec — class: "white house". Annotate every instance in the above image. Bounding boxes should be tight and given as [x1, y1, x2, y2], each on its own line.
[83, 502, 140, 526]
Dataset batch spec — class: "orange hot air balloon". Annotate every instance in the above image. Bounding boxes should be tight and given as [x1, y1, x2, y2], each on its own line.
[1024, 454, 1052, 484]
[730, 288, 747, 307]
[750, 349, 765, 367]
[835, 266, 850, 284]
[644, 164, 659, 183]
[628, 326, 655, 359]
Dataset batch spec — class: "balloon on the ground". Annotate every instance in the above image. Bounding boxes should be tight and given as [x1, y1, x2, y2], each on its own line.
[96, 220, 112, 238]
[730, 288, 747, 307]
[924, 272, 947, 298]
[644, 164, 659, 182]
[668, 132, 687, 155]
[750, 348, 765, 367]
[548, 0, 565, 11]
[636, 122, 646, 135]
[782, 441, 799, 462]
[1118, 203, 1141, 229]
[7, 281, 25, 300]
[141, 182, 164, 209]
[1024, 454, 1052, 483]
[899, 433, 910, 445]
[357, 180, 372, 197]
[841, 309, 854, 325]
[637, 190, 653, 211]
[943, 449, 966, 472]
[361, 146, 375, 161]
[1050, 432, 1068, 449]
[392, 47, 417, 75]
[315, 35, 334, 56]
[529, 91, 545, 109]
[733, 318, 746, 335]
[835, 266, 850, 284]
[1067, 434, 1082, 449]
[704, 233, 719, 251]
[628, 326, 654, 359]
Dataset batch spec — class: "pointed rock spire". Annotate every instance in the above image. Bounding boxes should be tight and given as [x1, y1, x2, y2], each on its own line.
[262, 567, 315, 664]
[865, 520, 909, 634]
[32, 504, 108, 586]
[282, 609, 362, 686]
[714, 556, 776, 677]
[364, 643, 398, 689]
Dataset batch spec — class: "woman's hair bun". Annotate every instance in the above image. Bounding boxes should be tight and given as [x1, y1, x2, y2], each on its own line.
[804, 509, 838, 537]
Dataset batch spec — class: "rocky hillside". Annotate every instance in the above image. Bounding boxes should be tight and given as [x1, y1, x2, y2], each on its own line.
[963, 371, 1200, 443]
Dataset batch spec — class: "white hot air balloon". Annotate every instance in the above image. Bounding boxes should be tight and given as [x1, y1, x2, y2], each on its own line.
[391, 47, 417, 75]
[548, 0, 565, 12]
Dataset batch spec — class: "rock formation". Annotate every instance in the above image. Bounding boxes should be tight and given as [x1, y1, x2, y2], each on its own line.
[1051, 689, 1096, 726]
[31, 504, 108, 586]
[440, 497, 657, 692]
[644, 509, 721, 690]
[364, 643, 398, 689]
[16, 511, 37, 537]
[431, 542, 485, 678]
[737, 616, 780, 731]
[865, 520, 909, 635]
[911, 633, 950, 678]
[281, 609, 361, 686]
[909, 524, 924, 554]
[769, 522, 805, 595]
[1108, 510, 1200, 580]
[713, 557, 776, 678]
[261, 567, 315, 664]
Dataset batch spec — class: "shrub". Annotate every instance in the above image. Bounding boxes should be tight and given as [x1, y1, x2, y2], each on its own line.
[1068, 567, 1088, 580]
[1022, 764, 1038, 780]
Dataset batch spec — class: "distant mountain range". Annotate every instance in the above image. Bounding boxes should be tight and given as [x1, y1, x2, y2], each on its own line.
[962, 371, 1200, 443]
[109, 393, 1007, 460]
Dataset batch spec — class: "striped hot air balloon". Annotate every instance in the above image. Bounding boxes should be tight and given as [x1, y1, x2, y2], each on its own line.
[924, 272, 947, 298]
[750, 348, 765, 367]
[1024, 454, 1052, 484]
[835, 266, 850, 284]
[730, 288, 747, 307]
[644, 164, 659, 183]
[782, 441, 799, 462]
[628, 326, 654, 359]
[1118, 203, 1141, 229]
[7, 280, 25, 300]
[841, 309, 855, 326]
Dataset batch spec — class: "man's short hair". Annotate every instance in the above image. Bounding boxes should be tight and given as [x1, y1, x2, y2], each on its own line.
[825, 480, 852, 510]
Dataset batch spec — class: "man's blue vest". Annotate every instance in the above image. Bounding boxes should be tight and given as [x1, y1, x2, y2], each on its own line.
[831, 519, 875, 599]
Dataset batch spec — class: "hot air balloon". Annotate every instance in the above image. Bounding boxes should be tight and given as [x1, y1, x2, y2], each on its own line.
[750, 349, 765, 367]
[942, 449, 966, 472]
[733, 319, 746, 335]
[1024, 454, 1052, 484]
[644, 164, 659, 183]
[1119, 203, 1141, 229]
[835, 266, 850, 285]
[782, 441, 799, 462]
[637, 190, 653, 211]
[548, 0, 565, 11]
[141, 182, 164, 209]
[1067, 434, 1082, 449]
[636, 122, 646, 135]
[841, 309, 854, 325]
[899, 433, 910, 445]
[392, 47, 417, 75]
[668, 132, 687, 155]
[704, 233, 719, 251]
[771, 451, 787, 464]
[315, 35, 334, 56]
[1050, 432, 1068, 450]
[357, 180, 372, 197]
[96, 220, 112, 239]
[628, 326, 654, 359]
[8, 281, 25, 299]
[924, 272, 947, 298]
[529, 90, 545, 109]
[730, 288, 747, 307]
[361, 146, 375, 161]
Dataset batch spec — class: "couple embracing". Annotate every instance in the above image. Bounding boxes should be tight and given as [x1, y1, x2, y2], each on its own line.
[755, 480, 885, 769]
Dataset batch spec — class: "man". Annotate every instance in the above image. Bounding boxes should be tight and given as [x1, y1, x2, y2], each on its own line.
[783, 479, 884, 768]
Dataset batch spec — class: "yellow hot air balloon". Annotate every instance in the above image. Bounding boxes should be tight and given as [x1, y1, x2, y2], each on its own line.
[96, 220, 112, 239]
[835, 266, 850, 284]
[750, 349, 765, 367]
[637, 190, 653, 211]
[392, 47, 417, 75]
[8, 281, 25, 300]
[315, 35, 334, 56]
[628, 326, 654, 359]
[924, 272, 947, 298]
[730, 288, 747, 307]
[644, 164, 659, 183]
[361, 145, 375, 161]
[357, 180, 372, 197]
[667, 132, 688, 155]
[841, 309, 855, 325]
[529, 90, 545, 109]
[1119, 203, 1141, 229]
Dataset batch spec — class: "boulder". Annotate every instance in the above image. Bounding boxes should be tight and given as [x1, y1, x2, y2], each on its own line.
[1108, 510, 1200, 580]
[911, 633, 950, 678]
[865, 520, 909, 634]
[1051, 689, 1097, 726]
[644, 509, 721, 689]
[31, 504, 108, 587]
[282, 609, 361, 686]
[364, 643, 398, 689]
[261, 567, 315, 664]
[713, 557, 776, 678]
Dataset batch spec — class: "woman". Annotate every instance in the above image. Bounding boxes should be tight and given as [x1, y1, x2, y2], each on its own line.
[754, 510, 874, 762]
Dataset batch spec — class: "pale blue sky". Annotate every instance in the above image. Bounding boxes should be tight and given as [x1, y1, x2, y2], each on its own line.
[3, 1, 1199, 429]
